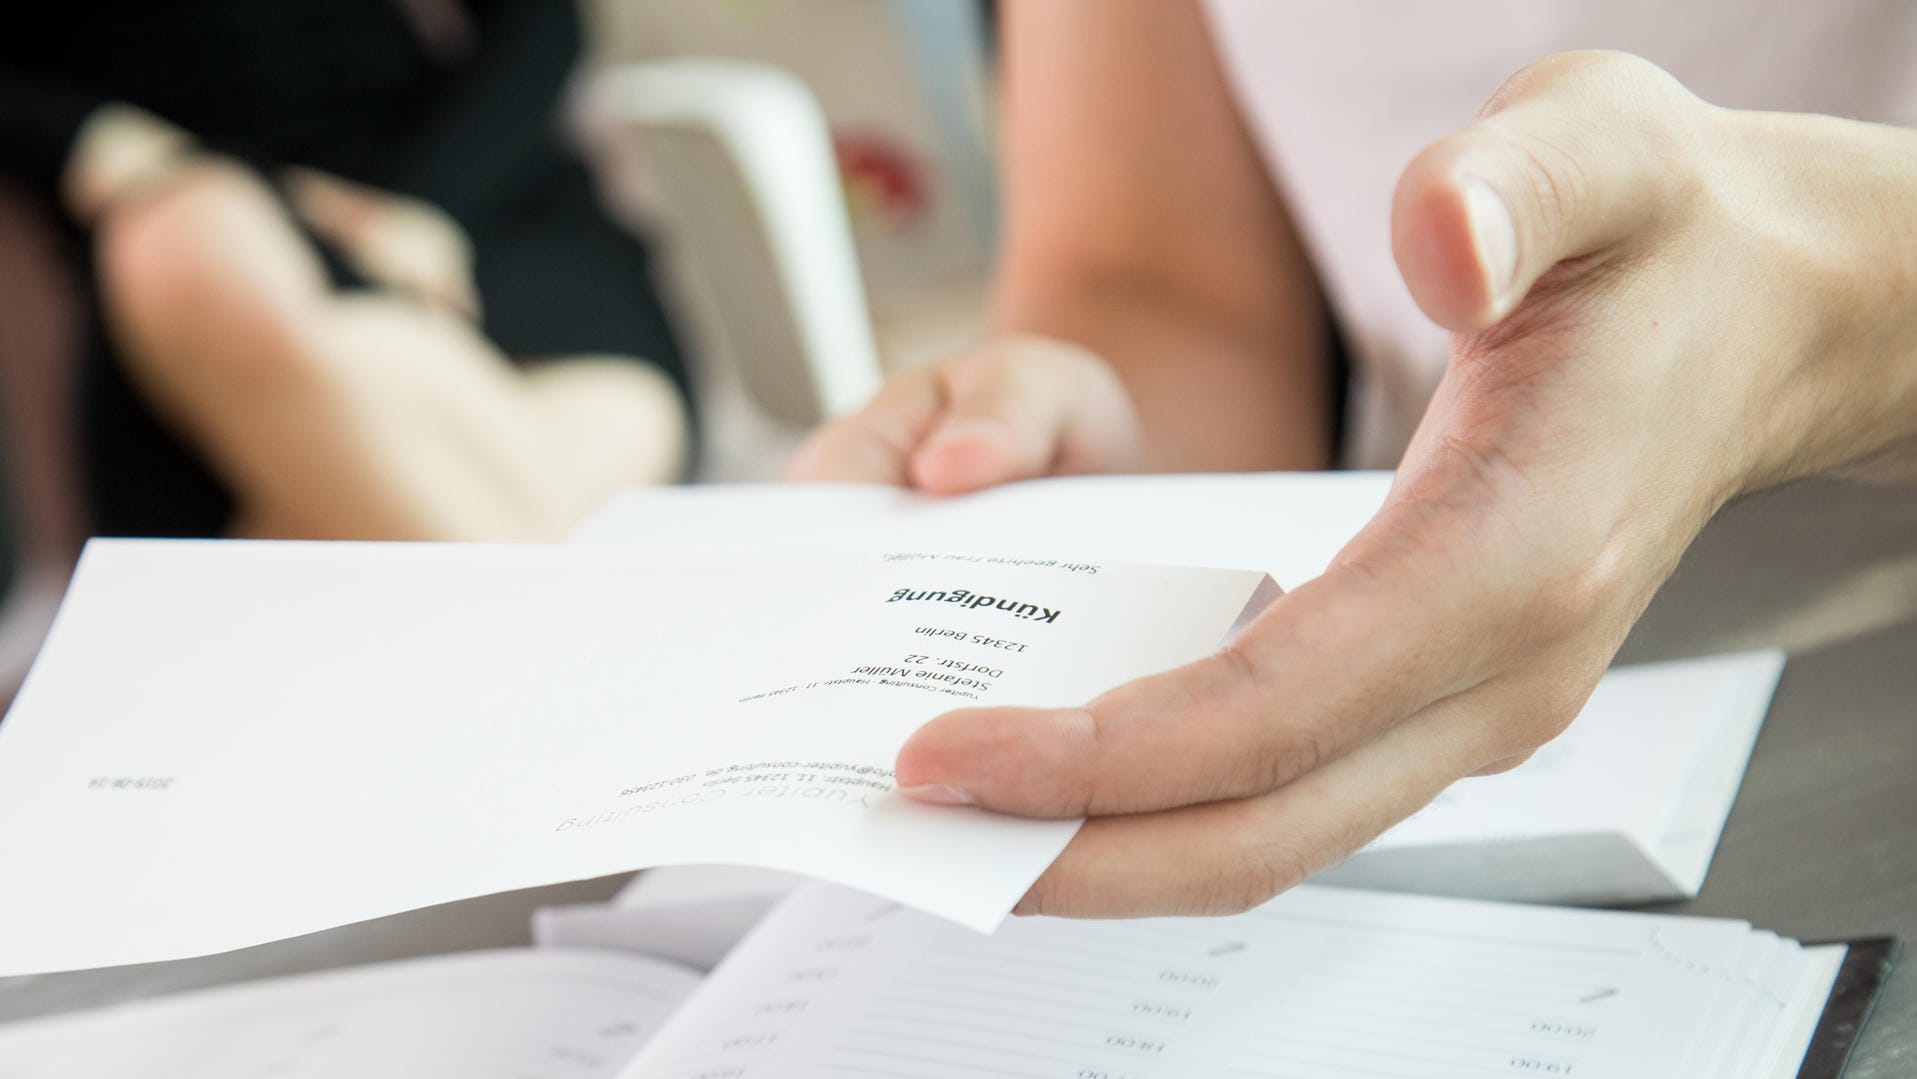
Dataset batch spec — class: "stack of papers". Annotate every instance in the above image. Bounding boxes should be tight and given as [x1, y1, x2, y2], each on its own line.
[1324, 650, 1784, 903]
[0, 881, 1883, 1078]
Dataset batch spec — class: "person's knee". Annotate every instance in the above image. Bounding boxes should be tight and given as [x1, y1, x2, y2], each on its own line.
[95, 161, 334, 395]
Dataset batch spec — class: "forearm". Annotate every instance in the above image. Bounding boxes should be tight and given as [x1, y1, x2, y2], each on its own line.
[993, 269, 1334, 473]
[990, 0, 1336, 475]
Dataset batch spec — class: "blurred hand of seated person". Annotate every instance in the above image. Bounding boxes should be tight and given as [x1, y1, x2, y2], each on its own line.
[68, 107, 685, 542]
[281, 167, 483, 322]
[1, 0, 693, 543]
[790, 2, 1917, 918]
[73, 107, 483, 318]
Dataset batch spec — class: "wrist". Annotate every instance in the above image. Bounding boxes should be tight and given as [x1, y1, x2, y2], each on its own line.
[1715, 108, 1917, 486]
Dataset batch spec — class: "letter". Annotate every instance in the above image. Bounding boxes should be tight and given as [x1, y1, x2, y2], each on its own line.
[945, 589, 971, 604]
[995, 598, 1021, 612]
[1016, 603, 1038, 618]
[888, 588, 911, 602]
[555, 818, 576, 832]
[1036, 608, 1060, 624]
[969, 594, 996, 609]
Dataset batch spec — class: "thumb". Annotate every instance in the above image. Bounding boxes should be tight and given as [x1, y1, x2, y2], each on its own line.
[785, 365, 945, 485]
[909, 336, 1134, 495]
[1391, 51, 1701, 332]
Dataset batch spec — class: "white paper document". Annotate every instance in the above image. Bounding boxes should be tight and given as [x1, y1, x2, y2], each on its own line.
[534, 866, 807, 971]
[0, 541, 1271, 975]
[576, 472, 1395, 588]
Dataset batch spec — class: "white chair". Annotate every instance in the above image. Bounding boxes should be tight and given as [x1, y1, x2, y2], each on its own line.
[587, 59, 886, 479]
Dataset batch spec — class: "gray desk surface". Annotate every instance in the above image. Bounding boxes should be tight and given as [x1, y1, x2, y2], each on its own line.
[1639, 616, 1917, 1078]
[1620, 478, 1917, 1079]
[1, 478, 1913, 1074]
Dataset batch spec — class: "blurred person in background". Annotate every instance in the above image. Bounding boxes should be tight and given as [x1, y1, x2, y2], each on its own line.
[793, 2, 1917, 916]
[0, 0, 690, 542]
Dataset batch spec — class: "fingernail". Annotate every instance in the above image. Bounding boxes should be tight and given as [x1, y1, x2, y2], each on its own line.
[898, 784, 977, 806]
[1462, 174, 1517, 314]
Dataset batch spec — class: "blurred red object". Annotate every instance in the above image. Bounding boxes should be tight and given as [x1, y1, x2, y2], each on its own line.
[833, 130, 928, 229]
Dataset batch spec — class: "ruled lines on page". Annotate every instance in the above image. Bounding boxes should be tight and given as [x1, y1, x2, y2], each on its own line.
[0, 950, 700, 1079]
[620, 884, 1762, 1079]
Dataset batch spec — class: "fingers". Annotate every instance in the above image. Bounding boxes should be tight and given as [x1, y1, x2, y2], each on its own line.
[1015, 687, 1509, 918]
[784, 366, 946, 485]
[1470, 749, 1537, 776]
[907, 361, 1062, 495]
[909, 337, 1136, 494]
[897, 420, 1620, 819]
[786, 336, 1140, 491]
[896, 491, 1537, 817]
[281, 168, 482, 318]
[62, 105, 200, 224]
[1391, 50, 1705, 331]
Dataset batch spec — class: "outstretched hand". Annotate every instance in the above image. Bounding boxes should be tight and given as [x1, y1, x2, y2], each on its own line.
[893, 51, 1917, 916]
[786, 335, 1144, 492]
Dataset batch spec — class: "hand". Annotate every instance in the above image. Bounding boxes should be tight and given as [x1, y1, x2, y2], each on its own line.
[785, 335, 1143, 492]
[280, 167, 482, 319]
[65, 109, 481, 319]
[892, 50, 1917, 916]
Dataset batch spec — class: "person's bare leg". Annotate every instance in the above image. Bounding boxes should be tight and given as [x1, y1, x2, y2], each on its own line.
[96, 163, 687, 540]
[520, 357, 688, 508]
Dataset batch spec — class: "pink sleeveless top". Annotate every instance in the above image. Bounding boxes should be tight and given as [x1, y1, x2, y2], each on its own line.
[1204, 0, 1917, 465]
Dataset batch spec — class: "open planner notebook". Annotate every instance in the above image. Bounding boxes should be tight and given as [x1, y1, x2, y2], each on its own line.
[0, 882, 1892, 1079]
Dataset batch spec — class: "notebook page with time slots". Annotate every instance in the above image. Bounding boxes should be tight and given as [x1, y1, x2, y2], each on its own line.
[615, 883, 1828, 1079]
[0, 949, 700, 1079]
